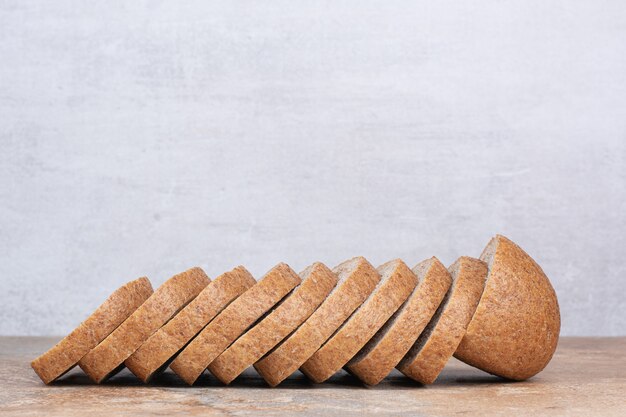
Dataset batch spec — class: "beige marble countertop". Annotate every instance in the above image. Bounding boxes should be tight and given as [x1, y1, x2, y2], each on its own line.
[1, 336, 624, 416]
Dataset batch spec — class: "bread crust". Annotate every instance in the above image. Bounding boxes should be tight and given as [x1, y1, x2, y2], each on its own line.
[454, 235, 561, 380]
[346, 257, 452, 385]
[169, 263, 301, 385]
[31, 277, 153, 384]
[254, 257, 380, 387]
[209, 263, 338, 384]
[78, 267, 209, 383]
[125, 267, 255, 382]
[301, 259, 417, 383]
[397, 257, 487, 384]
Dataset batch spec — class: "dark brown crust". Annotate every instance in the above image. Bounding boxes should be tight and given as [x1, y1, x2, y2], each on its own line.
[397, 257, 487, 384]
[30, 277, 153, 384]
[454, 235, 561, 380]
[208, 263, 338, 384]
[78, 268, 209, 383]
[169, 263, 301, 385]
[301, 259, 417, 383]
[125, 267, 255, 382]
[346, 257, 452, 385]
[254, 257, 381, 387]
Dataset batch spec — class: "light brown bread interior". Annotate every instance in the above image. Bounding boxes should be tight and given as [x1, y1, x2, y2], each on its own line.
[125, 266, 255, 382]
[31, 277, 153, 384]
[397, 257, 487, 384]
[208, 262, 338, 384]
[300, 259, 417, 383]
[78, 268, 209, 383]
[346, 257, 452, 385]
[169, 263, 301, 385]
[254, 256, 380, 387]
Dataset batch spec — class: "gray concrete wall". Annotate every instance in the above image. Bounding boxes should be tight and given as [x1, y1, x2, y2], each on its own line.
[1, 1, 624, 336]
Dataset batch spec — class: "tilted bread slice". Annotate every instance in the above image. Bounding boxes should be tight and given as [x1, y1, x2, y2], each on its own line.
[301, 259, 417, 383]
[31, 277, 153, 384]
[254, 256, 380, 387]
[169, 263, 301, 385]
[346, 257, 452, 385]
[454, 235, 561, 380]
[125, 266, 255, 382]
[209, 262, 338, 384]
[79, 267, 209, 383]
[397, 257, 487, 384]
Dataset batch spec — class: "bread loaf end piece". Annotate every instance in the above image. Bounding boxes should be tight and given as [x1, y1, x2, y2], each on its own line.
[454, 235, 561, 380]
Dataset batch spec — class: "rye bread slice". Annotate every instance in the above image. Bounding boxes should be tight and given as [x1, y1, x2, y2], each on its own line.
[346, 257, 452, 385]
[254, 256, 380, 387]
[397, 256, 487, 384]
[78, 267, 209, 383]
[125, 266, 255, 382]
[31, 277, 153, 384]
[208, 262, 338, 384]
[300, 259, 417, 383]
[454, 235, 561, 380]
[169, 263, 301, 385]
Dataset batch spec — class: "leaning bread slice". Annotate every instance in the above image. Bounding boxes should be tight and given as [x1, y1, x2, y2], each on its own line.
[31, 277, 153, 384]
[454, 235, 561, 380]
[397, 257, 487, 384]
[254, 257, 381, 387]
[346, 257, 451, 385]
[209, 262, 338, 384]
[78, 267, 209, 383]
[301, 259, 417, 383]
[169, 263, 301, 385]
[125, 266, 255, 382]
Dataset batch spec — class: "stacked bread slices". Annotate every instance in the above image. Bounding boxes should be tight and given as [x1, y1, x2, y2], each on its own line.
[31, 235, 560, 386]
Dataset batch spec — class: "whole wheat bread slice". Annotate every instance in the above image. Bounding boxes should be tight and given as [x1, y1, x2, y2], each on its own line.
[397, 257, 487, 384]
[78, 267, 209, 383]
[254, 256, 380, 387]
[125, 266, 255, 382]
[346, 257, 452, 385]
[301, 259, 417, 383]
[31, 277, 153, 384]
[454, 235, 561, 380]
[208, 262, 338, 384]
[169, 263, 301, 385]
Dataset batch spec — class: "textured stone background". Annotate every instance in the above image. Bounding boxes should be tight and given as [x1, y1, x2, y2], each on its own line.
[1, 1, 624, 336]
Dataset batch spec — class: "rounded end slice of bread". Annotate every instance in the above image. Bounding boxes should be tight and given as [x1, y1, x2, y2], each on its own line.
[453, 235, 561, 380]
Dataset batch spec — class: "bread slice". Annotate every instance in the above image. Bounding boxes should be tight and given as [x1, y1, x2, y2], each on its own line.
[208, 262, 338, 384]
[31, 277, 153, 384]
[169, 263, 301, 385]
[397, 256, 487, 384]
[454, 235, 561, 380]
[125, 266, 255, 382]
[78, 267, 209, 383]
[346, 257, 452, 385]
[254, 256, 380, 387]
[301, 259, 417, 383]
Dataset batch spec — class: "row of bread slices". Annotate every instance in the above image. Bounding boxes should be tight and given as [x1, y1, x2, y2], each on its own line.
[31, 235, 560, 386]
